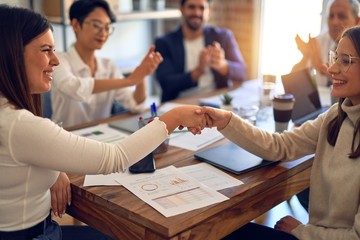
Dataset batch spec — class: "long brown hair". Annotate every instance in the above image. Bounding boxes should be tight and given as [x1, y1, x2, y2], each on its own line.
[327, 26, 360, 158]
[0, 4, 52, 116]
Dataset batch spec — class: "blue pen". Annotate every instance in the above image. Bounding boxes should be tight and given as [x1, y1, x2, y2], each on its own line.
[152, 102, 157, 116]
[150, 103, 154, 117]
[150, 102, 156, 117]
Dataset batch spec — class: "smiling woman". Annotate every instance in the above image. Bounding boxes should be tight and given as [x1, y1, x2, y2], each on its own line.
[0, 4, 206, 240]
[202, 25, 360, 240]
[24, 29, 59, 94]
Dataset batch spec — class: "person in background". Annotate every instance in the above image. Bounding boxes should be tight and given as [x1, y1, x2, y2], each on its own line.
[51, 0, 163, 128]
[292, 0, 360, 87]
[291, 0, 360, 212]
[155, 0, 247, 103]
[202, 25, 360, 240]
[0, 4, 206, 240]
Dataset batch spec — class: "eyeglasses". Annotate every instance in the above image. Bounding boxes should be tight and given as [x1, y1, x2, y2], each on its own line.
[83, 20, 114, 35]
[328, 50, 360, 72]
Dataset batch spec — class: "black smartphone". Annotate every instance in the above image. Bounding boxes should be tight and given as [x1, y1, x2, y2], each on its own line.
[129, 152, 156, 174]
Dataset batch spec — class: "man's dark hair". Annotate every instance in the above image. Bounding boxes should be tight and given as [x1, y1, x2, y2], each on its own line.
[180, 0, 211, 6]
[69, 0, 116, 23]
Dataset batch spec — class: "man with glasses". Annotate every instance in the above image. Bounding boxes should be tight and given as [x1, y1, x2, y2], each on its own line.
[154, 0, 247, 103]
[292, 0, 360, 87]
[51, 0, 163, 128]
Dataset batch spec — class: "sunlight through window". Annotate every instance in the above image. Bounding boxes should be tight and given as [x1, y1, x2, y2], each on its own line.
[260, 0, 323, 77]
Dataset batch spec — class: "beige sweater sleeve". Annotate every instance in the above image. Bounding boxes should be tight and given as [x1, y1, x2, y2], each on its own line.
[219, 112, 322, 162]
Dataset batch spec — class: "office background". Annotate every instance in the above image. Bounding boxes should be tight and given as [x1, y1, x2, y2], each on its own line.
[1, 0, 328, 101]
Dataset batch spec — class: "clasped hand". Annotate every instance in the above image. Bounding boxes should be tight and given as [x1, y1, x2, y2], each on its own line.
[180, 106, 233, 134]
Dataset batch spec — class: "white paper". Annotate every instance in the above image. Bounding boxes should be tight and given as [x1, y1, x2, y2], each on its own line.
[71, 124, 130, 186]
[83, 172, 131, 186]
[71, 124, 129, 144]
[179, 163, 243, 191]
[116, 166, 229, 217]
[169, 127, 224, 151]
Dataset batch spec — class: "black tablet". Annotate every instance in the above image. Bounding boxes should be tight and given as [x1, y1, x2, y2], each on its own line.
[195, 143, 278, 175]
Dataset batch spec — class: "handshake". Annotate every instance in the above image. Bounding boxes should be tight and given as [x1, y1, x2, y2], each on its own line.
[159, 105, 233, 135]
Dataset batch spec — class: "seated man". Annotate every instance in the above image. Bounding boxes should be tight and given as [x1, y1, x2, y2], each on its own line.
[292, 0, 360, 87]
[51, 0, 162, 128]
[155, 0, 247, 103]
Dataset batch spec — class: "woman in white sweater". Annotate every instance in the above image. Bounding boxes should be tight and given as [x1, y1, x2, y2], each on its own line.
[204, 25, 360, 240]
[0, 5, 205, 240]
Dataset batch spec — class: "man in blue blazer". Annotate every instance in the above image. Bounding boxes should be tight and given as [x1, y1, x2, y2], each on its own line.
[155, 0, 247, 102]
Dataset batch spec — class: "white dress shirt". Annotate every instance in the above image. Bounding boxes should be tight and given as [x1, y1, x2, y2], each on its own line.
[51, 46, 144, 127]
[180, 36, 214, 98]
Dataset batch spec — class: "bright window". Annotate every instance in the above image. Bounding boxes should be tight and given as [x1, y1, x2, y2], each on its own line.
[259, 0, 324, 76]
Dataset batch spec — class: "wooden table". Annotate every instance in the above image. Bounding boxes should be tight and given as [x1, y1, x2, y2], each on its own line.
[66, 80, 312, 239]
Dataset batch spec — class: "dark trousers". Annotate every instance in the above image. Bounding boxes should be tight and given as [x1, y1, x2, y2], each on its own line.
[296, 188, 310, 212]
[0, 222, 112, 240]
[222, 222, 299, 240]
[62, 226, 113, 240]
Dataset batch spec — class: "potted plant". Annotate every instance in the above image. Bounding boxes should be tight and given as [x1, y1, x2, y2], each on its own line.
[220, 93, 234, 111]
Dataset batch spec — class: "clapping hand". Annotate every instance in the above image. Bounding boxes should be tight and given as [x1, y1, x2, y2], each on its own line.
[207, 42, 229, 75]
[295, 33, 310, 56]
[128, 45, 163, 85]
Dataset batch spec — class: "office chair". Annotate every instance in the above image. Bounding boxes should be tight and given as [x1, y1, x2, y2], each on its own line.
[41, 91, 52, 119]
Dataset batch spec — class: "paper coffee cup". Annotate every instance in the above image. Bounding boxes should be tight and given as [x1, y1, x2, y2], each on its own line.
[272, 94, 295, 132]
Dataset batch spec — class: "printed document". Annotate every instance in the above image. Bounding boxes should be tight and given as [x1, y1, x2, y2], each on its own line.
[179, 163, 243, 190]
[116, 166, 229, 217]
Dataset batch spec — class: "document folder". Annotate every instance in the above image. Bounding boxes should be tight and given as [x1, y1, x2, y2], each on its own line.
[195, 143, 278, 175]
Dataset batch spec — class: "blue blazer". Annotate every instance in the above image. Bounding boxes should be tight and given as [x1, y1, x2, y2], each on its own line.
[155, 26, 247, 102]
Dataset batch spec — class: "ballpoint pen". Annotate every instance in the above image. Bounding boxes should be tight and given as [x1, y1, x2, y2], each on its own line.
[150, 102, 157, 117]
[153, 103, 157, 116]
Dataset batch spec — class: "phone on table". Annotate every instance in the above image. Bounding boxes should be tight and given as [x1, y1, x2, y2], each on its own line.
[129, 152, 156, 174]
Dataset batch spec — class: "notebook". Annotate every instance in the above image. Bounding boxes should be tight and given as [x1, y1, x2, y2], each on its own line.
[194, 143, 278, 175]
[281, 68, 329, 126]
